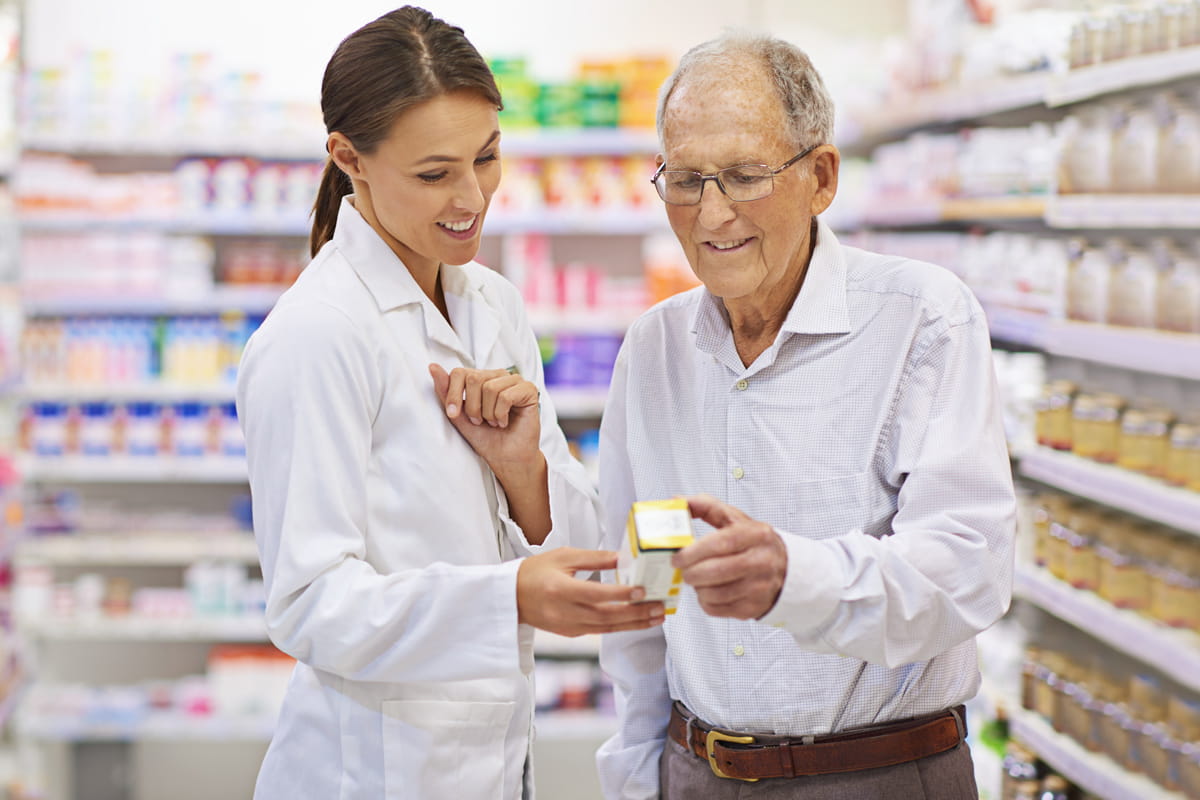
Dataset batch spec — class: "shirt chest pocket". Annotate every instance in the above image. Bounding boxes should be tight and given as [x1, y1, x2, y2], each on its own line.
[785, 472, 884, 541]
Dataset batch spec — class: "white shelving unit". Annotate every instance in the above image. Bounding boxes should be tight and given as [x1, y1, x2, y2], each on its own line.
[533, 710, 616, 740]
[544, 388, 608, 419]
[858, 193, 1200, 232]
[17, 711, 276, 742]
[18, 383, 237, 403]
[17, 456, 249, 484]
[850, 41, 1200, 800]
[22, 286, 285, 317]
[20, 208, 666, 238]
[1017, 447, 1200, 537]
[8, 123, 660, 800]
[15, 533, 258, 566]
[1014, 565, 1200, 692]
[20, 617, 268, 642]
[844, 45, 1200, 150]
[982, 308, 1200, 382]
[532, 630, 601, 659]
[1045, 194, 1200, 229]
[1008, 708, 1188, 800]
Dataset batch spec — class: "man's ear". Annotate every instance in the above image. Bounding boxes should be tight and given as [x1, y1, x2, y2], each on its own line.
[328, 132, 364, 181]
[808, 145, 840, 216]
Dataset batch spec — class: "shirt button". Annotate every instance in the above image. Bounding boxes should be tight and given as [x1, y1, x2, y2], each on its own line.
[736, 379, 749, 391]
[733, 645, 745, 657]
[732, 467, 744, 480]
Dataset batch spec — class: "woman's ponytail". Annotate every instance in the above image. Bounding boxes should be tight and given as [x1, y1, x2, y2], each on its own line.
[310, 159, 353, 257]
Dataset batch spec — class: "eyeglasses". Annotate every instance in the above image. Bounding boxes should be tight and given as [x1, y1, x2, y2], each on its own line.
[650, 144, 820, 206]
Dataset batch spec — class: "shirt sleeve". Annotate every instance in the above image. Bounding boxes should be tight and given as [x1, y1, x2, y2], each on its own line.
[237, 299, 525, 684]
[758, 306, 1017, 668]
[491, 285, 604, 556]
[595, 342, 672, 800]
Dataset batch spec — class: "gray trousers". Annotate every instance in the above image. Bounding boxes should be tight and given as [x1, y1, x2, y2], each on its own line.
[660, 735, 979, 799]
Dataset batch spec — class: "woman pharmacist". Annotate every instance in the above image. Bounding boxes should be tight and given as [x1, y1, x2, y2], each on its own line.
[235, 7, 664, 799]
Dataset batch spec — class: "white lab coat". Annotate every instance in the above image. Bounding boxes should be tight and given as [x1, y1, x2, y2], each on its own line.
[236, 196, 603, 800]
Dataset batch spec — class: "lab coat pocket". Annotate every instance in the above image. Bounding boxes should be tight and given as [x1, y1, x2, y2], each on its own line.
[786, 472, 874, 540]
[381, 698, 515, 800]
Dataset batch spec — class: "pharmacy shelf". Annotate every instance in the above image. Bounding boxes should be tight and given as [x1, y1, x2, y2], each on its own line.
[18, 382, 236, 403]
[1013, 565, 1200, 692]
[19, 215, 309, 236]
[17, 707, 612, 743]
[533, 710, 617, 740]
[20, 616, 267, 642]
[1009, 707, 1185, 800]
[845, 45, 1200, 150]
[22, 126, 659, 161]
[21, 135, 323, 161]
[860, 193, 1200, 231]
[545, 388, 608, 419]
[939, 196, 1049, 221]
[843, 71, 1049, 151]
[18, 456, 248, 484]
[21, 209, 666, 237]
[1046, 45, 1200, 107]
[17, 710, 276, 742]
[859, 195, 1046, 227]
[980, 310, 1200, 380]
[533, 630, 601, 659]
[527, 307, 642, 334]
[23, 285, 284, 317]
[484, 210, 666, 236]
[500, 127, 659, 157]
[1046, 320, 1200, 380]
[15, 533, 258, 566]
[1018, 447, 1200, 536]
[982, 305, 1052, 350]
[1045, 194, 1200, 229]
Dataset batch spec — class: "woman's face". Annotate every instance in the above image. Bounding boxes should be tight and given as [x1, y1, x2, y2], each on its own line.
[346, 90, 501, 274]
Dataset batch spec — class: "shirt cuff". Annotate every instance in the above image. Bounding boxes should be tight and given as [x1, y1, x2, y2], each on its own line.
[757, 532, 845, 634]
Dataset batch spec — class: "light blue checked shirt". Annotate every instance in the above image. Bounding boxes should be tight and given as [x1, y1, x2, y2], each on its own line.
[595, 218, 1016, 799]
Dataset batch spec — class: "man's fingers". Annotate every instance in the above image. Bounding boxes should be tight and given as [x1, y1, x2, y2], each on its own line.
[685, 493, 749, 530]
[672, 525, 750, 571]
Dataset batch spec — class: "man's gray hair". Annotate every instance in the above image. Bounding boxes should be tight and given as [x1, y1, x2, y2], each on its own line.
[656, 31, 835, 151]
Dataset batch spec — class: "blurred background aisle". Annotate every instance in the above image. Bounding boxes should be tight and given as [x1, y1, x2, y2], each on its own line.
[0, 1, 1197, 798]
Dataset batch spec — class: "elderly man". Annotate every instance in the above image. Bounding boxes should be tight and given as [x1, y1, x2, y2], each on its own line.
[595, 32, 1016, 800]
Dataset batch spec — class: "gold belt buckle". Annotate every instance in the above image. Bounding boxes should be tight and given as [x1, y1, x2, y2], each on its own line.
[705, 730, 760, 782]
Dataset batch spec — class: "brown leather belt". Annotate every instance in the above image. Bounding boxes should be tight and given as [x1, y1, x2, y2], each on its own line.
[667, 701, 968, 782]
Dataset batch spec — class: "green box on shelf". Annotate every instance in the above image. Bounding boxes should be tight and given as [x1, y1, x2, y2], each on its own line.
[579, 80, 621, 128]
[536, 82, 583, 128]
[496, 79, 539, 129]
[488, 56, 528, 81]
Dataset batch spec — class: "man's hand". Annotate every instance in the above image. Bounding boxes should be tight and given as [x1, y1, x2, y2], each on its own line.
[673, 494, 787, 620]
[517, 548, 665, 637]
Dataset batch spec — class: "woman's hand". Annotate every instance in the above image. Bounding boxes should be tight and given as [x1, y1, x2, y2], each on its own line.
[517, 548, 665, 636]
[429, 363, 541, 473]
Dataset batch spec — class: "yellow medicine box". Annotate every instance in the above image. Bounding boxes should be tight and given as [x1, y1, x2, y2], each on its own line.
[618, 498, 695, 614]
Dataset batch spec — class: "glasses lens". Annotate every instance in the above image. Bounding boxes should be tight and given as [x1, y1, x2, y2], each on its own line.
[656, 171, 703, 204]
[718, 165, 774, 201]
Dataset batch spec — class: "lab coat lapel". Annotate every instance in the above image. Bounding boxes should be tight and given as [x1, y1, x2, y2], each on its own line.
[442, 264, 503, 369]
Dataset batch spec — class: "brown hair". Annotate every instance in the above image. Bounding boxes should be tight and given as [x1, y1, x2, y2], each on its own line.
[310, 6, 502, 256]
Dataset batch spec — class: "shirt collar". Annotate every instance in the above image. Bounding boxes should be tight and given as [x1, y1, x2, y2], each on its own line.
[331, 194, 449, 312]
[691, 216, 851, 352]
[330, 195, 496, 363]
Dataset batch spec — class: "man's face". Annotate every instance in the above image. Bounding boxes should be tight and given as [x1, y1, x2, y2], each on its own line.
[659, 66, 822, 305]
